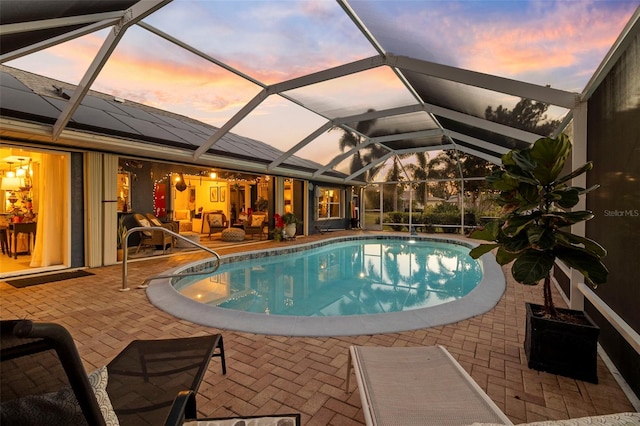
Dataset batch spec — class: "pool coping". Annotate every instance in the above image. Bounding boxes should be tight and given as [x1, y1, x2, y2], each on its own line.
[146, 234, 506, 337]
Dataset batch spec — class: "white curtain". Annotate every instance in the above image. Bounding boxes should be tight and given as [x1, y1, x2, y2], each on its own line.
[30, 154, 67, 267]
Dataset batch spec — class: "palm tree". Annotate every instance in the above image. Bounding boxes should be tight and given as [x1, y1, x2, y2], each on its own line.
[485, 98, 561, 137]
[361, 143, 389, 181]
[335, 109, 378, 178]
[427, 152, 458, 199]
[435, 150, 496, 205]
[338, 128, 365, 177]
[384, 156, 405, 212]
[406, 152, 430, 206]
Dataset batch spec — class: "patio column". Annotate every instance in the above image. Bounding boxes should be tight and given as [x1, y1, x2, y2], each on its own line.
[454, 149, 465, 235]
[274, 176, 285, 217]
[104, 154, 119, 266]
[86, 152, 105, 267]
[569, 100, 588, 310]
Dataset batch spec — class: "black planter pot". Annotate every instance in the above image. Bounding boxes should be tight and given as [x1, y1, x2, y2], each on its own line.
[524, 302, 600, 383]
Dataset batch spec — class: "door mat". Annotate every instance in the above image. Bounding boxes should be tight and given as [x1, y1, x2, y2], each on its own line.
[5, 270, 95, 288]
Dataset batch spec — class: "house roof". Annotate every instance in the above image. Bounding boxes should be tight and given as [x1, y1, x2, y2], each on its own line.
[1, 65, 343, 180]
[1, 1, 638, 185]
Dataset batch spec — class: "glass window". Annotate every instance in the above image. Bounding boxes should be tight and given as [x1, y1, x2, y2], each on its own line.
[317, 187, 342, 219]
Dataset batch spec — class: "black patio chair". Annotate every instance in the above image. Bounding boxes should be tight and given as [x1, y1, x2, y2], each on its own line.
[0, 319, 226, 426]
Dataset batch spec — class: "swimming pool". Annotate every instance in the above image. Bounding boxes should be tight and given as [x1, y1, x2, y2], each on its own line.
[173, 239, 483, 316]
[147, 235, 506, 336]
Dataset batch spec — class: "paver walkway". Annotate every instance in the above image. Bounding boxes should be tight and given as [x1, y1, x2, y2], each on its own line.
[1, 231, 636, 425]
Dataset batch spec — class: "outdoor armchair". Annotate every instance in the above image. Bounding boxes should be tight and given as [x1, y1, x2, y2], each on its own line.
[245, 213, 268, 240]
[146, 212, 179, 235]
[206, 211, 228, 239]
[1, 319, 226, 426]
[146, 212, 179, 247]
[133, 213, 173, 253]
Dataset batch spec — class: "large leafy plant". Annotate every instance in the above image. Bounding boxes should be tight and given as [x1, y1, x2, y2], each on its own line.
[282, 212, 299, 225]
[117, 216, 127, 249]
[469, 134, 608, 317]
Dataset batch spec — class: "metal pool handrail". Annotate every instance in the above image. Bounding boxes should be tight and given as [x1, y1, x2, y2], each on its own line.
[120, 226, 220, 291]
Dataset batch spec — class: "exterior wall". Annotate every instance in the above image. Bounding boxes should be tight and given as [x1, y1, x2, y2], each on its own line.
[70, 152, 85, 268]
[131, 162, 155, 215]
[586, 31, 640, 397]
[308, 181, 352, 233]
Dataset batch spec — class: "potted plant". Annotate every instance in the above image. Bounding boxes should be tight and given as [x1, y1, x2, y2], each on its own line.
[282, 212, 299, 238]
[10, 209, 24, 223]
[116, 216, 127, 261]
[469, 134, 608, 383]
[255, 197, 268, 212]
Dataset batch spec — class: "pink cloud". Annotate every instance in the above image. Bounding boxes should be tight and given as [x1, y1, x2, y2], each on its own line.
[86, 39, 264, 124]
[381, 1, 635, 90]
[456, 3, 633, 85]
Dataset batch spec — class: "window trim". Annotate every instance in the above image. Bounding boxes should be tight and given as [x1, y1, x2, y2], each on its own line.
[316, 187, 343, 220]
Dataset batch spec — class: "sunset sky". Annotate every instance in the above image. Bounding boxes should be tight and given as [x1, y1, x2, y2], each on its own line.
[6, 0, 638, 169]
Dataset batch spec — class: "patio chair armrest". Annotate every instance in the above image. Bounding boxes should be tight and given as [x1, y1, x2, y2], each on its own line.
[164, 390, 197, 426]
[160, 223, 176, 231]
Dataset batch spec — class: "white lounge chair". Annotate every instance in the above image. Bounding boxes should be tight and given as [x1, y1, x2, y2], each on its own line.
[346, 345, 513, 426]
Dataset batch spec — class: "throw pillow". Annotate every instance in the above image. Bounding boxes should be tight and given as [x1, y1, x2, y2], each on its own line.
[0, 366, 119, 426]
[87, 366, 120, 426]
[252, 215, 264, 227]
[210, 215, 223, 226]
[148, 216, 163, 226]
[137, 217, 153, 237]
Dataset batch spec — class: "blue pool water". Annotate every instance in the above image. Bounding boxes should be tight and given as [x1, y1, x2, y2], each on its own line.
[173, 238, 483, 317]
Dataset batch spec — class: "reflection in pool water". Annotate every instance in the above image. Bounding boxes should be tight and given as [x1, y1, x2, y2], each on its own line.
[174, 239, 482, 317]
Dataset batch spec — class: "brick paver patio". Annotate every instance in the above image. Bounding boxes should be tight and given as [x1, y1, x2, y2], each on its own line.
[1, 231, 636, 425]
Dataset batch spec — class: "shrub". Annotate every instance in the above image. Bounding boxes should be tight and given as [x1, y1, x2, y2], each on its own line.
[432, 202, 460, 215]
[385, 211, 406, 231]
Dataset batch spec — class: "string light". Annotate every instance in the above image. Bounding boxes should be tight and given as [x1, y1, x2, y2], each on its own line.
[152, 170, 260, 186]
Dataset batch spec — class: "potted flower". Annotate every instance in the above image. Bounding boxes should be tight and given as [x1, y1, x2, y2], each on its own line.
[271, 213, 285, 241]
[282, 212, 299, 238]
[469, 134, 607, 383]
